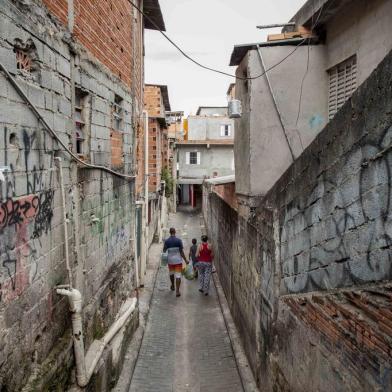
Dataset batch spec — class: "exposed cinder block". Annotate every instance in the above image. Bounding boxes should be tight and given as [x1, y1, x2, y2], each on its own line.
[28, 84, 45, 109]
[40, 69, 52, 90]
[56, 55, 70, 79]
[0, 99, 38, 126]
[51, 74, 64, 95]
[0, 45, 17, 74]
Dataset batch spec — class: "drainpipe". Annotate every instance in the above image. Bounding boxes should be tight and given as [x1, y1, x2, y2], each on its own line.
[56, 288, 137, 387]
[55, 157, 73, 289]
[139, 110, 149, 286]
[158, 181, 166, 242]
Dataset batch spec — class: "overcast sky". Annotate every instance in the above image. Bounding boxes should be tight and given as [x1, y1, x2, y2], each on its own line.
[144, 0, 306, 115]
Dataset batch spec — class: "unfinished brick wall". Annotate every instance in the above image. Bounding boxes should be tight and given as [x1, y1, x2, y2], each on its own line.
[135, 123, 145, 196]
[205, 50, 392, 391]
[42, 0, 135, 89]
[42, 0, 68, 25]
[213, 183, 238, 210]
[148, 118, 162, 193]
[144, 85, 165, 117]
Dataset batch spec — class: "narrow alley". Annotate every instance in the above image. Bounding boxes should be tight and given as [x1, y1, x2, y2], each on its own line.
[3, 0, 392, 391]
[129, 210, 243, 392]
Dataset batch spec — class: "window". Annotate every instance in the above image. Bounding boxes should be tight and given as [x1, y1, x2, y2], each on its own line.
[220, 124, 231, 137]
[186, 151, 200, 165]
[75, 88, 89, 156]
[328, 56, 357, 120]
[13, 38, 40, 81]
[112, 95, 123, 131]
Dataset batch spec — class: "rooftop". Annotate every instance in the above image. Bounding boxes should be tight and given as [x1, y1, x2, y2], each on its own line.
[176, 139, 234, 146]
[195, 106, 228, 116]
[144, 0, 166, 31]
[285, 0, 352, 32]
[229, 37, 318, 67]
[204, 175, 235, 185]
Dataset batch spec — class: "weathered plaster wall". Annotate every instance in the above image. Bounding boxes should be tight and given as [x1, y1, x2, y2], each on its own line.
[178, 145, 234, 180]
[0, 1, 137, 390]
[187, 116, 234, 141]
[325, 0, 392, 85]
[206, 49, 392, 391]
[235, 45, 328, 198]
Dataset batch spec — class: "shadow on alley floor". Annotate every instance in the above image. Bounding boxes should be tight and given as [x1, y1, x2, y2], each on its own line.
[129, 211, 243, 392]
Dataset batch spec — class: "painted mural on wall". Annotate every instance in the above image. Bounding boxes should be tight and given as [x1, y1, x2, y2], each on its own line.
[0, 127, 54, 303]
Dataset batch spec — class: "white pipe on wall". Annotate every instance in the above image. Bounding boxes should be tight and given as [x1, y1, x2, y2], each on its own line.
[139, 110, 149, 286]
[57, 288, 137, 387]
[55, 157, 73, 290]
[56, 288, 86, 386]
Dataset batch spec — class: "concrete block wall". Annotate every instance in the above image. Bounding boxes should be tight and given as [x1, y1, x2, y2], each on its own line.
[0, 1, 137, 390]
[204, 50, 392, 391]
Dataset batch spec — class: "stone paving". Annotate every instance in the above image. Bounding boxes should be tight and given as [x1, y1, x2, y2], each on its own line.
[129, 210, 243, 392]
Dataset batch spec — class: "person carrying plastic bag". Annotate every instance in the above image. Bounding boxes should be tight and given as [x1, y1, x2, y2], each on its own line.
[163, 227, 189, 297]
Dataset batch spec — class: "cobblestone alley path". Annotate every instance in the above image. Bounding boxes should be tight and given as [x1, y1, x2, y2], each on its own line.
[129, 210, 243, 392]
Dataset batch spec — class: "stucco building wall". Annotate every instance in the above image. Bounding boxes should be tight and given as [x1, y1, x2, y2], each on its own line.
[178, 145, 234, 180]
[234, 0, 392, 201]
[187, 116, 234, 141]
[235, 45, 328, 198]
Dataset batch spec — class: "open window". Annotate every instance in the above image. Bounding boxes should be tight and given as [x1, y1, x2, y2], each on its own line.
[75, 88, 90, 158]
[113, 95, 124, 131]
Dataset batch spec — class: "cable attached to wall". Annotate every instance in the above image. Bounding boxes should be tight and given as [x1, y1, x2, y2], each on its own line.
[128, 0, 307, 81]
[0, 61, 136, 181]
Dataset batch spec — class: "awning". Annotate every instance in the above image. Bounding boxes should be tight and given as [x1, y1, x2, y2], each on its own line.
[178, 178, 204, 185]
[204, 175, 235, 185]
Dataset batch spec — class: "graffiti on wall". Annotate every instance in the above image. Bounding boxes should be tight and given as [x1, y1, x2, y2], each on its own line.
[281, 126, 392, 294]
[0, 127, 54, 303]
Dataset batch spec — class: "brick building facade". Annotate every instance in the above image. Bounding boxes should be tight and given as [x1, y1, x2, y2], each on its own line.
[0, 0, 164, 390]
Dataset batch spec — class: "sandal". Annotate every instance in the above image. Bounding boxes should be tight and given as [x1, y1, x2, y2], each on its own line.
[176, 292, 181, 297]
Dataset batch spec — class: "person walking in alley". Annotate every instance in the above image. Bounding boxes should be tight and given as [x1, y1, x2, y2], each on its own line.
[163, 227, 189, 297]
[189, 238, 199, 278]
[196, 235, 214, 296]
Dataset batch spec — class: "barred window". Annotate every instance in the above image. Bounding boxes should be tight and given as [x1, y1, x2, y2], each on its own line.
[328, 56, 357, 120]
[112, 95, 124, 131]
[75, 88, 89, 156]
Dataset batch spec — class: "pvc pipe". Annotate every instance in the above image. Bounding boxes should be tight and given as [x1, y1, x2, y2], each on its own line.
[85, 298, 137, 381]
[57, 288, 137, 387]
[55, 157, 73, 289]
[56, 288, 87, 386]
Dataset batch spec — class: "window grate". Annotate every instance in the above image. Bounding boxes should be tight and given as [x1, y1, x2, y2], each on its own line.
[328, 56, 357, 120]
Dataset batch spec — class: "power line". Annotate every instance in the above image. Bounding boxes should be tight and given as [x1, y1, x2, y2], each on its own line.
[128, 0, 307, 81]
[295, 3, 326, 132]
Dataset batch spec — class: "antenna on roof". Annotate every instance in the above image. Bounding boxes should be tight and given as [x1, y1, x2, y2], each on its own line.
[256, 23, 296, 29]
